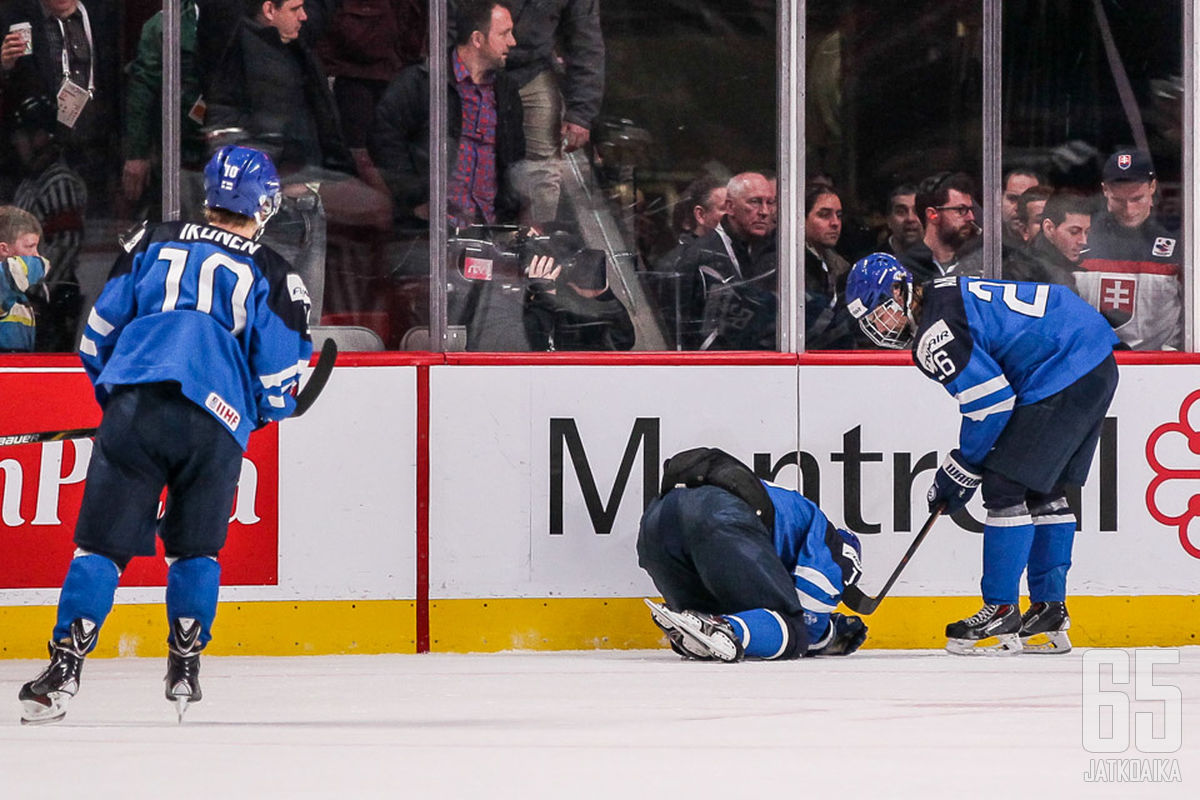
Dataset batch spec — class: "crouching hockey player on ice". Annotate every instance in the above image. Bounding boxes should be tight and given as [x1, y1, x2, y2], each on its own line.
[19, 146, 312, 724]
[638, 447, 868, 662]
[844, 253, 1118, 655]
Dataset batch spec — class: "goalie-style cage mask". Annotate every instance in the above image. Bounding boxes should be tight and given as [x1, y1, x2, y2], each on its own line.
[204, 145, 282, 233]
[845, 252, 915, 349]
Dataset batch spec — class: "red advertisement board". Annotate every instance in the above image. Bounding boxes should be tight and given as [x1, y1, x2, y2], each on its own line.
[0, 368, 279, 588]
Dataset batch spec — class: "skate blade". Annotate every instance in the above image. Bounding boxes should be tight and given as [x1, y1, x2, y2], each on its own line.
[20, 694, 68, 725]
[643, 599, 740, 662]
[175, 696, 189, 724]
[945, 632, 1022, 656]
[1021, 630, 1072, 654]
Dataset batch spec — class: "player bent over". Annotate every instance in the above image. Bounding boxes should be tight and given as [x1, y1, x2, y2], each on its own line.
[845, 254, 1118, 655]
[638, 447, 868, 661]
[19, 146, 312, 724]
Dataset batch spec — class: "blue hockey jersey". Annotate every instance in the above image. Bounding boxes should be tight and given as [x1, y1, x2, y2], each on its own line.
[912, 276, 1118, 467]
[762, 482, 851, 648]
[80, 221, 313, 449]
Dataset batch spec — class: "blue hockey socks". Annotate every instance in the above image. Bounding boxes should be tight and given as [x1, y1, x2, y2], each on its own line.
[980, 511, 1035, 605]
[1027, 519, 1075, 602]
[53, 553, 121, 647]
[723, 608, 803, 659]
[165, 556, 221, 647]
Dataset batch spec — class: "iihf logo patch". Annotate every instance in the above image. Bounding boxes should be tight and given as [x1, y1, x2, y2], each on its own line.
[1153, 237, 1176, 258]
[1117, 153, 1132, 170]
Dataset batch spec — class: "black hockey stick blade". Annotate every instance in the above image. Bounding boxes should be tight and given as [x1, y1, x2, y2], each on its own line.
[292, 338, 338, 417]
[841, 506, 943, 615]
[0, 427, 99, 447]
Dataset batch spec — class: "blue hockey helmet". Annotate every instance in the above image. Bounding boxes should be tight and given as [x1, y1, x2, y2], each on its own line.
[845, 252, 915, 349]
[204, 145, 282, 231]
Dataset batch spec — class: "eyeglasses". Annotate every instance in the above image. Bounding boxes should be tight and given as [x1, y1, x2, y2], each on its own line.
[935, 205, 974, 217]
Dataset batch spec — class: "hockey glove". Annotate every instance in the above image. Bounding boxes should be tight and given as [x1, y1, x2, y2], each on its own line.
[815, 613, 868, 656]
[927, 450, 981, 515]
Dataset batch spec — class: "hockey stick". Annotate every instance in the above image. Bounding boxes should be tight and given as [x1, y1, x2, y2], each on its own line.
[840, 506, 943, 615]
[0, 339, 338, 447]
[291, 337, 338, 417]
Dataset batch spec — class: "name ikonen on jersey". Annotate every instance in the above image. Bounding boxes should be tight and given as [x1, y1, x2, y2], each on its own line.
[179, 224, 261, 255]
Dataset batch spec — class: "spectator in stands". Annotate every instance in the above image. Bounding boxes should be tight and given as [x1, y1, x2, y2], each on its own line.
[523, 249, 633, 351]
[1016, 184, 1053, 244]
[121, 0, 207, 216]
[0, 0, 117, 204]
[1004, 191, 1091, 291]
[1001, 167, 1043, 250]
[1076, 149, 1182, 350]
[316, 0, 427, 150]
[673, 171, 777, 350]
[803, 184, 856, 349]
[6, 93, 86, 352]
[900, 171, 981, 284]
[656, 175, 727, 272]
[489, 0, 605, 226]
[205, 0, 358, 321]
[880, 183, 922, 256]
[370, 0, 526, 230]
[0, 205, 49, 352]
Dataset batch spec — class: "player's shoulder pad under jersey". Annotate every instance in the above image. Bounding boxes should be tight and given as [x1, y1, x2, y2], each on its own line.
[912, 278, 970, 383]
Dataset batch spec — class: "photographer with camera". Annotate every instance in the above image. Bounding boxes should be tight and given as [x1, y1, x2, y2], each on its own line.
[523, 240, 633, 351]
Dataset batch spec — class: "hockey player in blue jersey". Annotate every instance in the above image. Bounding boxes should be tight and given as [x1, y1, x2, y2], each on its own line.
[845, 253, 1119, 655]
[19, 146, 313, 724]
[638, 447, 868, 661]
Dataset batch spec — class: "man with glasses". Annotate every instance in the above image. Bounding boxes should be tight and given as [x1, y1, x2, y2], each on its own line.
[900, 171, 982, 284]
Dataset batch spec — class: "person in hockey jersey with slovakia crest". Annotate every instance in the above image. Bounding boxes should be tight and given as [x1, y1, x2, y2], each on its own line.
[19, 146, 313, 724]
[844, 253, 1118, 655]
[639, 447, 868, 662]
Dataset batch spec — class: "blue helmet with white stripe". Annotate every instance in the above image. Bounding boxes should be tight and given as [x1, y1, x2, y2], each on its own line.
[204, 145, 281, 231]
[845, 252, 915, 349]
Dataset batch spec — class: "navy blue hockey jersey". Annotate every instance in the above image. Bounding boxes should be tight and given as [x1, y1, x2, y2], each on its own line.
[762, 482, 852, 648]
[80, 222, 313, 449]
[912, 276, 1118, 467]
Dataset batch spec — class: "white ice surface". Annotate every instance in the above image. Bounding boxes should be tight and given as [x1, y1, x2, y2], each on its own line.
[2, 648, 1197, 799]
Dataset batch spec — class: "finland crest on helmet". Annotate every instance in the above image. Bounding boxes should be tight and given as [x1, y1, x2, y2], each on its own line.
[845, 252, 915, 349]
[203, 145, 283, 234]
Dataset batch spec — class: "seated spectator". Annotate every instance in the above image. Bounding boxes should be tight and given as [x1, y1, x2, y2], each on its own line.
[901, 171, 981, 283]
[1004, 191, 1091, 291]
[672, 171, 777, 350]
[880, 183, 923, 256]
[524, 249, 633, 351]
[370, 0, 526, 231]
[0, 205, 50, 352]
[1015, 184, 1053, 244]
[803, 184, 856, 349]
[1001, 167, 1044, 251]
[648, 174, 726, 348]
[1077, 149, 1181, 350]
[6, 94, 86, 352]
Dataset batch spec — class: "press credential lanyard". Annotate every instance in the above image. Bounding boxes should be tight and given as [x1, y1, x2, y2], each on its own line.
[55, 4, 94, 129]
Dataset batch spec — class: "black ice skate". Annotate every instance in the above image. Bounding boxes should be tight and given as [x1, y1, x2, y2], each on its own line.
[165, 617, 205, 723]
[1019, 601, 1071, 654]
[19, 618, 97, 725]
[643, 599, 744, 662]
[945, 603, 1022, 656]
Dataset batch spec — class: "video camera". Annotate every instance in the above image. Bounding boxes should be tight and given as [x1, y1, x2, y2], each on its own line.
[448, 226, 608, 291]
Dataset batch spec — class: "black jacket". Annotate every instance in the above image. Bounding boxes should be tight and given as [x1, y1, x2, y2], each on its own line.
[369, 55, 526, 226]
[1003, 235, 1081, 292]
[205, 17, 353, 175]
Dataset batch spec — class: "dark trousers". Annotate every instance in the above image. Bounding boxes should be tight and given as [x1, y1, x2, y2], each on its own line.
[636, 485, 800, 616]
[74, 383, 244, 562]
